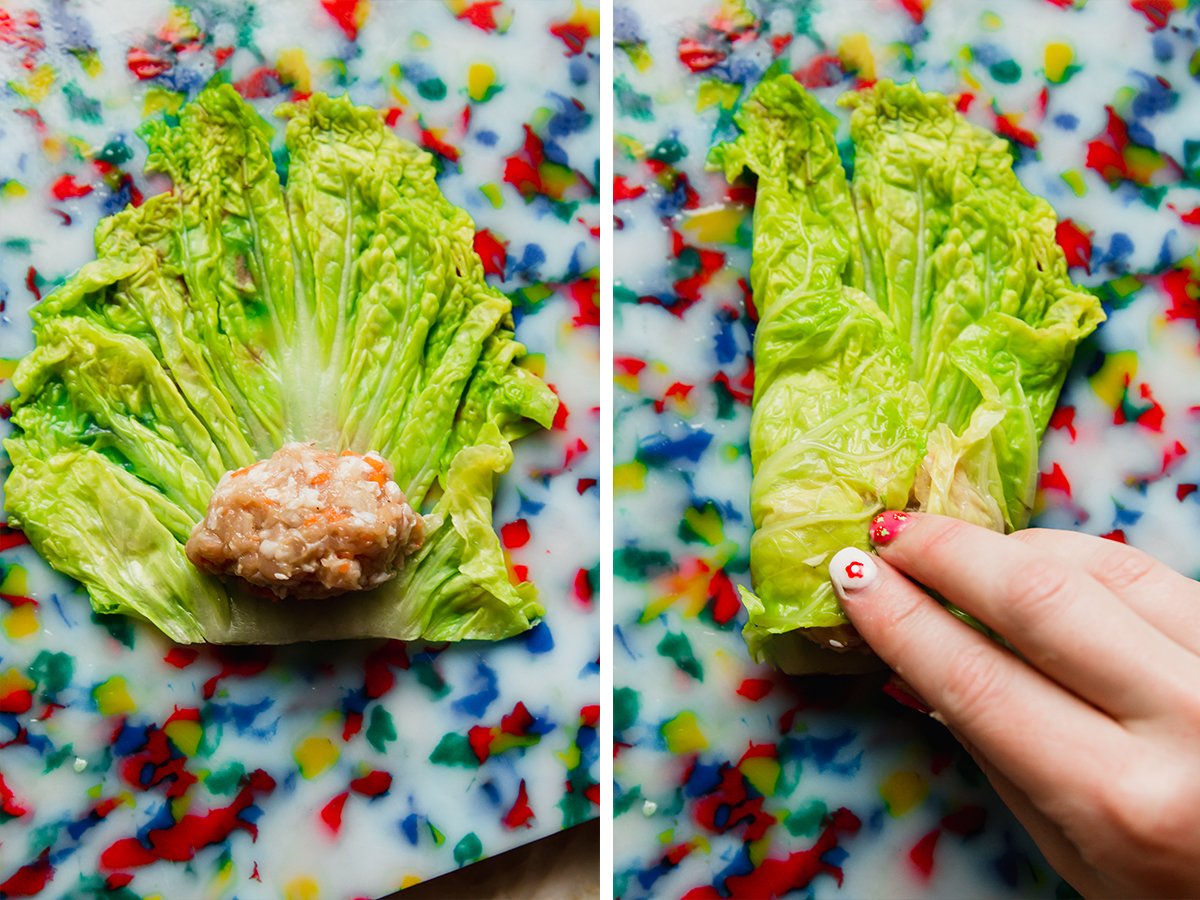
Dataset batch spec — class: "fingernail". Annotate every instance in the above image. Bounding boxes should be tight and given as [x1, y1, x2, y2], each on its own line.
[869, 510, 913, 546]
[829, 547, 878, 601]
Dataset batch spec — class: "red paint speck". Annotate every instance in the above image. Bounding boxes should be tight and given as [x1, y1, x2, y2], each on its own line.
[320, 0, 366, 41]
[678, 38, 725, 73]
[320, 791, 349, 834]
[50, 174, 92, 200]
[1055, 219, 1093, 273]
[897, 0, 926, 23]
[707, 570, 741, 625]
[25, 267, 40, 302]
[0, 688, 33, 714]
[0, 772, 29, 817]
[501, 779, 535, 829]
[126, 47, 170, 80]
[1049, 405, 1077, 441]
[573, 567, 594, 607]
[163, 647, 198, 669]
[909, 828, 940, 879]
[1038, 463, 1072, 496]
[550, 19, 591, 56]
[736, 678, 774, 701]
[1132, 0, 1176, 29]
[473, 229, 507, 278]
[794, 53, 843, 89]
[349, 770, 392, 797]
[501, 519, 531, 549]
[613, 176, 646, 202]
[0, 850, 53, 897]
[456, 0, 503, 32]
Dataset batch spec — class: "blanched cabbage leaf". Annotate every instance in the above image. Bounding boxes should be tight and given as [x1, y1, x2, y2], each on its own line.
[5, 84, 557, 644]
[711, 76, 1104, 673]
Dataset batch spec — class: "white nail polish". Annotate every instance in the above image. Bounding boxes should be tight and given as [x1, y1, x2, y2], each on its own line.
[828, 547, 878, 601]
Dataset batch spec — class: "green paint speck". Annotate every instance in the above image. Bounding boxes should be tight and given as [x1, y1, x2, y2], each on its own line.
[656, 631, 704, 681]
[785, 797, 828, 837]
[28, 650, 73, 697]
[366, 705, 397, 752]
[453, 832, 483, 866]
[418, 78, 447, 101]
[429, 732, 477, 767]
[614, 686, 640, 735]
[205, 761, 246, 796]
[989, 59, 1021, 84]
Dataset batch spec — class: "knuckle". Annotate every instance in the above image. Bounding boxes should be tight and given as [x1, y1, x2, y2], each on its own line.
[1099, 546, 1160, 594]
[939, 640, 1010, 726]
[1002, 556, 1076, 628]
[1095, 763, 1196, 860]
[916, 516, 969, 557]
[879, 590, 937, 662]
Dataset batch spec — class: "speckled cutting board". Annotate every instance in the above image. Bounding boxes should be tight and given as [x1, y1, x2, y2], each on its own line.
[613, 0, 1200, 896]
[0, 1, 599, 897]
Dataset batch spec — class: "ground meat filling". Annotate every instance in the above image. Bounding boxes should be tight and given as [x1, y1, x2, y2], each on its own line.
[186, 443, 425, 599]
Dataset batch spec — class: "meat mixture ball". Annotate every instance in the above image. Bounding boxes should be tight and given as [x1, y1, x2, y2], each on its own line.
[186, 443, 425, 599]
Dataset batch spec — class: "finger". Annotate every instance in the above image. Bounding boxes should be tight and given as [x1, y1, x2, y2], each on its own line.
[950, 728, 1106, 898]
[829, 547, 1125, 808]
[1011, 528, 1200, 657]
[868, 512, 1197, 719]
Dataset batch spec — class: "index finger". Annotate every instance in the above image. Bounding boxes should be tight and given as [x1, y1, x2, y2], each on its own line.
[829, 547, 1125, 810]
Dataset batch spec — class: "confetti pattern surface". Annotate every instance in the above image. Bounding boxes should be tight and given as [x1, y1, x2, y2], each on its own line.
[0, 1, 598, 896]
[614, 0, 1200, 896]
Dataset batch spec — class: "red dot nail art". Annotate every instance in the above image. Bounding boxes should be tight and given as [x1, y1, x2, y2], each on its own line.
[869, 510, 912, 546]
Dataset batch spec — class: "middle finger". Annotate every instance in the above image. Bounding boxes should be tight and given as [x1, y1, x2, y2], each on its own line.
[870, 512, 1199, 720]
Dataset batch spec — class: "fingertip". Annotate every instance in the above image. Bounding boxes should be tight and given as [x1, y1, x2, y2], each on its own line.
[828, 547, 878, 603]
[868, 509, 916, 547]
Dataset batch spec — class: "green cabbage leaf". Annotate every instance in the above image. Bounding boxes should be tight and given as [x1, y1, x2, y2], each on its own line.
[5, 84, 556, 644]
[711, 76, 1104, 672]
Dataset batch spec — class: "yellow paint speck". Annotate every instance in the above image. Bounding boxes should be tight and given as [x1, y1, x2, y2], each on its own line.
[93, 676, 137, 717]
[13, 64, 56, 103]
[681, 206, 744, 245]
[837, 33, 875, 80]
[479, 182, 504, 208]
[740, 756, 780, 797]
[695, 80, 741, 113]
[613, 461, 646, 494]
[1044, 42, 1074, 83]
[294, 736, 338, 779]
[567, 1, 600, 39]
[517, 351, 547, 378]
[0, 667, 34, 697]
[1090, 350, 1138, 410]
[165, 718, 203, 756]
[284, 876, 320, 900]
[0, 565, 28, 597]
[467, 62, 496, 102]
[276, 49, 312, 94]
[4, 604, 39, 640]
[661, 711, 708, 754]
[880, 769, 928, 817]
[1060, 169, 1087, 197]
[399, 875, 422, 889]
[143, 87, 185, 117]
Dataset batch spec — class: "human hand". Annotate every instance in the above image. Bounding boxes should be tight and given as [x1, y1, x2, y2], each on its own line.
[828, 512, 1200, 898]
